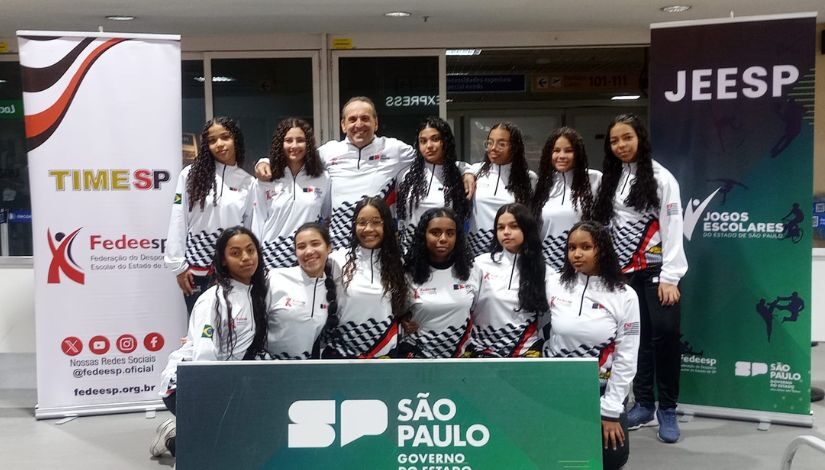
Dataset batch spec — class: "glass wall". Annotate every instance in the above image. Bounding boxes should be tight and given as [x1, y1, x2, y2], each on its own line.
[211, 57, 314, 174]
[0, 60, 31, 256]
[337, 56, 439, 147]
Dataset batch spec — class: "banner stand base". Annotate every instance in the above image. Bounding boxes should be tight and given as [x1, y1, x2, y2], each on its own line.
[35, 399, 166, 420]
[678, 404, 813, 428]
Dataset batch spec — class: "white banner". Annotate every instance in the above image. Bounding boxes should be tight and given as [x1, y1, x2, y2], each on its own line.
[17, 31, 185, 419]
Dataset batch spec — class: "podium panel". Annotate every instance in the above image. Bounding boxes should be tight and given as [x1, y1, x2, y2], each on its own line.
[177, 358, 601, 470]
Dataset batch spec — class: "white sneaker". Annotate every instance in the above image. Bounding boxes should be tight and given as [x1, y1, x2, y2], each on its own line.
[149, 418, 176, 457]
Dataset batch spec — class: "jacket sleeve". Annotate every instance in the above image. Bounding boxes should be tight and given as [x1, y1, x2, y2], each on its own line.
[164, 167, 190, 275]
[320, 171, 332, 223]
[657, 169, 688, 284]
[600, 288, 641, 420]
[188, 290, 222, 362]
[250, 179, 268, 239]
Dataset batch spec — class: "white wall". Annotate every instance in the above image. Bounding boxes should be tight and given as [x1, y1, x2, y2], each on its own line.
[0, 261, 34, 353]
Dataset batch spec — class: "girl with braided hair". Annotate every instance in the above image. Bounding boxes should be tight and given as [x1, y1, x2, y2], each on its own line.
[264, 223, 338, 360]
[396, 117, 470, 253]
[467, 122, 536, 257]
[323, 197, 407, 358]
[252, 118, 331, 269]
[154, 226, 268, 459]
[531, 127, 601, 271]
[591, 113, 687, 443]
[399, 207, 477, 358]
[165, 117, 254, 314]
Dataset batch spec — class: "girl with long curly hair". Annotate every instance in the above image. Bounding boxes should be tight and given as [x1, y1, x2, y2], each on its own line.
[540, 221, 639, 470]
[467, 122, 536, 257]
[591, 113, 687, 443]
[531, 127, 601, 271]
[469, 203, 547, 357]
[399, 207, 477, 358]
[323, 197, 407, 358]
[397, 117, 471, 253]
[252, 118, 331, 269]
[154, 226, 268, 459]
[165, 117, 254, 314]
[265, 223, 338, 360]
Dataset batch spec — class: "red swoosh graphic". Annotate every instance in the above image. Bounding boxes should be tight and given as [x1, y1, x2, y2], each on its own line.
[25, 38, 127, 139]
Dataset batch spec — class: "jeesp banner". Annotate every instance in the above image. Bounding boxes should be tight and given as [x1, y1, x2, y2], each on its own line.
[176, 359, 603, 470]
[649, 13, 815, 425]
[17, 31, 185, 418]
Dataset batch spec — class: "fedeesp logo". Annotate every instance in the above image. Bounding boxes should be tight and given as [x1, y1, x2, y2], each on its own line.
[288, 393, 490, 449]
[48, 169, 171, 191]
[47, 228, 85, 284]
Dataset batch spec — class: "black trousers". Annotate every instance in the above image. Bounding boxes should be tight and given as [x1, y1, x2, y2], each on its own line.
[602, 412, 630, 470]
[627, 267, 681, 409]
[183, 274, 212, 316]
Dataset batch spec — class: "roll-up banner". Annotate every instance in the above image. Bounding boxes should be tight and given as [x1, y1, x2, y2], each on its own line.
[650, 13, 815, 426]
[17, 31, 185, 419]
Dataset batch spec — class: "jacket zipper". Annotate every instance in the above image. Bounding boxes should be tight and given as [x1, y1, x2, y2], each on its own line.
[357, 146, 363, 170]
[508, 253, 518, 289]
[427, 164, 436, 194]
[370, 250, 374, 284]
[494, 165, 501, 195]
[310, 278, 319, 318]
[578, 275, 590, 316]
[561, 172, 566, 205]
[620, 163, 631, 195]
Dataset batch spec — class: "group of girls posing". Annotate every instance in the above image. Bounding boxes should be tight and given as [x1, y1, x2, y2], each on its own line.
[157, 110, 687, 464]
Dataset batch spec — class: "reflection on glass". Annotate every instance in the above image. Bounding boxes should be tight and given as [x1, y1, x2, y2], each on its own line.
[212, 58, 313, 174]
[0, 61, 31, 256]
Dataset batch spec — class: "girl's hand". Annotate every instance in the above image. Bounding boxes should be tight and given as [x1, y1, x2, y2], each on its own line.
[463, 173, 476, 200]
[602, 420, 625, 450]
[658, 282, 680, 306]
[255, 161, 272, 181]
[176, 270, 195, 296]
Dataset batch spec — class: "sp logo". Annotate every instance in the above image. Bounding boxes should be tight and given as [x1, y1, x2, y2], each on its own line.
[288, 399, 388, 448]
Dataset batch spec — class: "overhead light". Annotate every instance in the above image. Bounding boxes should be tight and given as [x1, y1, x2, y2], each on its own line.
[446, 49, 482, 56]
[384, 11, 411, 17]
[105, 15, 136, 21]
[0, 79, 7, 84]
[660, 5, 691, 13]
[194, 76, 236, 83]
[611, 95, 641, 101]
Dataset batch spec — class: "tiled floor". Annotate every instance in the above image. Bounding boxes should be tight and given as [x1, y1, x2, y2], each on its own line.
[1, 347, 823, 469]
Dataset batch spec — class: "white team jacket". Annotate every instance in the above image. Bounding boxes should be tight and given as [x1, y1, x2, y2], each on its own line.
[468, 162, 537, 257]
[326, 247, 398, 357]
[607, 160, 687, 284]
[159, 279, 256, 396]
[397, 163, 451, 252]
[470, 250, 544, 357]
[321, 136, 415, 248]
[252, 167, 331, 269]
[165, 163, 254, 276]
[538, 169, 602, 271]
[540, 272, 640, 420]
[404, 265, 479, 358]
[265, 266, 329, 360]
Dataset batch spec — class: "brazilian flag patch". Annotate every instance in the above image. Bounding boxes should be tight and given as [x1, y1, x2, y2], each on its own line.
[174, 193, 182, 204]
[201, 324, 214, 338]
